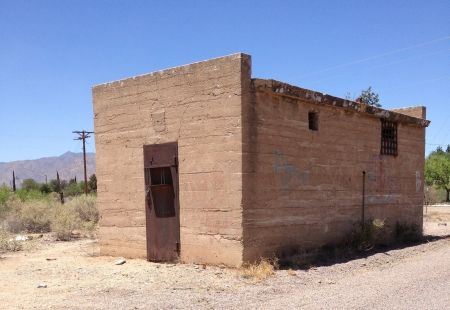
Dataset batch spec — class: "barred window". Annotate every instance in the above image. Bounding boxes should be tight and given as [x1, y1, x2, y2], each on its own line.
[381, 120, 397, 156]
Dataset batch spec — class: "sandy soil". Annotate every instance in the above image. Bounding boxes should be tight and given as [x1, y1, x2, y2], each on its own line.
[1, 207, 449, 310]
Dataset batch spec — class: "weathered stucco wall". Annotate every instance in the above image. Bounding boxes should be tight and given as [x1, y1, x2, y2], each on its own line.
[93, 54, 428, 266]
[93, 53, 251, 266]
[242, 80, 426, 261]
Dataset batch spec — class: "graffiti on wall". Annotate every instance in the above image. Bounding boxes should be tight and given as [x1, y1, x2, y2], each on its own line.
[415, 171, 422, 192]
[274, 151, 309, 190]
[367, 155, 397, 203]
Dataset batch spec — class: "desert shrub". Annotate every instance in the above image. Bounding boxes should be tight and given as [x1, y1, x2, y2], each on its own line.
[2, 198, 54, 234]
[1, 193, 98, 241]
[66, 195, 99, 223]
[52, 204, 81, 241]
[241, 256, 279, 281]
[347, 218, 388, 252]
[52, 195, 99, 240]
[19, 200, 54, 233]
[395, 221, 422, 243]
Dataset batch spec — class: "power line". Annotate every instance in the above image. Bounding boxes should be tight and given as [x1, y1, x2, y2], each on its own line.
[378, 76, 450, 91]
[289, 36, 450, 80]
[430, 115, 450, 145]
[306, 48, 450, 84]
[441, 127, 450, 146]
[0, 135, 73, 138]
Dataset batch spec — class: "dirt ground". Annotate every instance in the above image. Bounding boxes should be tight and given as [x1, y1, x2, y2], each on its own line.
[1, 206, 450, 310]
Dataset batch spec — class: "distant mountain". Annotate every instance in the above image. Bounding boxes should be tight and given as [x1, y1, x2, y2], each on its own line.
[0, 152, 96, 188]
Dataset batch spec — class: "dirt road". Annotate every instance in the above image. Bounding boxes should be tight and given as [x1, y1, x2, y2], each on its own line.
[1, 209, 449, 309]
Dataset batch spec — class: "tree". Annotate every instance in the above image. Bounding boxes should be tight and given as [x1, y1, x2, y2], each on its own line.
[360, 86, 381, 107]
[69, 176, 77, 185]
[425, 149, 450, 202]
[88, 174, 97, 192]
[39, 183, 52, 194]
[49, 179, 60, 193]
[21, 178, 39, 191]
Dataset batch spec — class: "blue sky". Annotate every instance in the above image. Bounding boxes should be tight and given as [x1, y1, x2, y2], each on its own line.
[0, 0, 449, 162]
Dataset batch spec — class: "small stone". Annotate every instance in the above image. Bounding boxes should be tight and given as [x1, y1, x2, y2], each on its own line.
[115, 259, 126, 265]
[38, 283, 47, 288]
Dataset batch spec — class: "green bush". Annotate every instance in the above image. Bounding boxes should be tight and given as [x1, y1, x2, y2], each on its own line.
[14, 189, 49, 202]
[21, 179, 39, 191]
[0, 184, 11, 206]
[63, 182, 86, 197]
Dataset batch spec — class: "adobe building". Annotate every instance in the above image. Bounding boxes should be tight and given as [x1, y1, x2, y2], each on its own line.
[92, 53, 430, 267]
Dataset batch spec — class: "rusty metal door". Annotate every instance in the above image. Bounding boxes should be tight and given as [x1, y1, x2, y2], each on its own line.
[143, 142, 180, 262]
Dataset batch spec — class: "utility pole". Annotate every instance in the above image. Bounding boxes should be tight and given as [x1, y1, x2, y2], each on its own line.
[73, 130, 94, 196]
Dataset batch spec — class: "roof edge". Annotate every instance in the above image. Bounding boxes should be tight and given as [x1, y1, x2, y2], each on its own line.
[92, 53, 251, 89]
[252, 79, 430, 127]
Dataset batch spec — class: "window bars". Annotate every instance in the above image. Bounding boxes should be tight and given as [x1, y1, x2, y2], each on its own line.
[381, 119, 398, 156]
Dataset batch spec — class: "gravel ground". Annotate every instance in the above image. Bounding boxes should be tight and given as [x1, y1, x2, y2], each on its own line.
[1, 209, 449, 310]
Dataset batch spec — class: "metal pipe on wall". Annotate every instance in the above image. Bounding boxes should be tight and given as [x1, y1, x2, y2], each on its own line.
[362, 170, 366, 231]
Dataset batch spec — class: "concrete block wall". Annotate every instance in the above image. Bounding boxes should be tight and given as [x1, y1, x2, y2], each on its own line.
[242, 81, 426, 261]
[93, 53, 252, 266]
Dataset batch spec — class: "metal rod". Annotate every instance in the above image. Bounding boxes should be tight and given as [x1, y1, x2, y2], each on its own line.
[362, 170, 366, 231]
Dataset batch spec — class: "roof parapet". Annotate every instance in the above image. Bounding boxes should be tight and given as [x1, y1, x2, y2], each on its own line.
[252, 79, 430, 127]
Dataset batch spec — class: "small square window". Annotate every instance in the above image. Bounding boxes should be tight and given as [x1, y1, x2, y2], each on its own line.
[308, 112, 318, 131]
[380, 119, 397, 156]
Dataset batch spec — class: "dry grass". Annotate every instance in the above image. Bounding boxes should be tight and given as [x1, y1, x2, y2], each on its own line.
[286, 269, 296, 276]
[1, 195, 98, 247]
[425, 211, 450, 222]
[241, 257, 279, 282]
[2, 197, 53, 234]
[0, 228, 22, 251]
